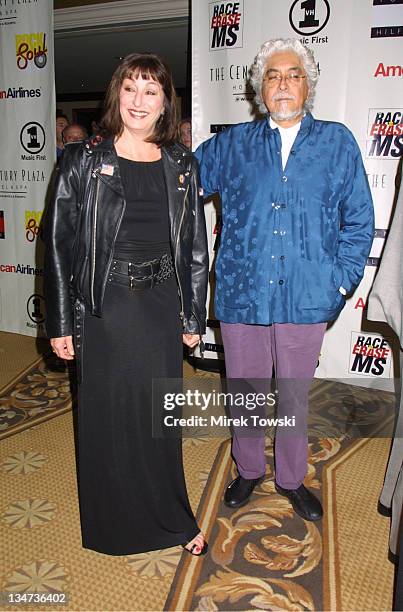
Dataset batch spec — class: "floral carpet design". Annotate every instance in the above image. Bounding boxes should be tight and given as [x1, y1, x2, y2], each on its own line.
[0, 354, 395, 611]
[0, 354, 75, 440]
[165, 380, 396, 611]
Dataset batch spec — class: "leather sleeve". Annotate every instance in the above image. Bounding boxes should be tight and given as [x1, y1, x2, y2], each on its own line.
[44, 145, 82, 338]
[184, 158, 209, 335]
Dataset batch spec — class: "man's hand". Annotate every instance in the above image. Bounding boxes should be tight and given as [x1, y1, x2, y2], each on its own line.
[182, 334, 201, 349]
[50, 336, 75, 360]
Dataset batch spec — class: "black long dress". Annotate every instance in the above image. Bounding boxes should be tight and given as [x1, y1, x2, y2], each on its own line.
[77, 157, 199, 555]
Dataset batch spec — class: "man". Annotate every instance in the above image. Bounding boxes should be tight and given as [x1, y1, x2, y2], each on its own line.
[56, 114, 69, 159]
[195, 38, 374, 521]
[62, 123, 88, 145]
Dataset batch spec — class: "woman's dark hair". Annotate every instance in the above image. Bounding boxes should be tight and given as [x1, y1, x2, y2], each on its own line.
[100, 52, 178, 146]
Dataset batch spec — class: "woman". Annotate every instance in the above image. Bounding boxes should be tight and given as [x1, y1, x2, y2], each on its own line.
[44, 53, 208, 556]
[177, 118, 192, 149]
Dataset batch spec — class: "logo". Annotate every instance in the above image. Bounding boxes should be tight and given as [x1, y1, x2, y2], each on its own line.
[0, 0, 39, 28]
[20, 122, 46, 157]
[27, 293, 45, 327]
[289, 0, 330, 39]
[208, 64, 254, 101]
[15, 32, 47, 70]
[366, 172, 387, 189]
[374, 62, 402, 77]
[209, 1, 244, 51]
[366, 108, 403, 159]
[371, 0, 403, 38]
[25, 210, 43, 242]
[0, 168, 46, 200]
[0, 211, 4, 239]
[0, 86, 41, 100]
[0, 263, 44, 276]
[349, 332, 392, 377]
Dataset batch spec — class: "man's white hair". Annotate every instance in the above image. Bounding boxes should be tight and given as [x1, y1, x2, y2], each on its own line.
[250, 38, 318, 115]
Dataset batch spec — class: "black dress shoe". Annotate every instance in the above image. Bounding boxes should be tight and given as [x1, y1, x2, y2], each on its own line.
[275, 483, 323, 521]
[377, 500, 391, 517]
[224, 475, 264, 508]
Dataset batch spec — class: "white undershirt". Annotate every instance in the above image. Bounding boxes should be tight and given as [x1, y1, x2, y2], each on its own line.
[269, 116, 301, 170]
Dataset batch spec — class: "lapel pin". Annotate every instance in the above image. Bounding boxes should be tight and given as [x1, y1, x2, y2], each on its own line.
[101, 164, 114, 176]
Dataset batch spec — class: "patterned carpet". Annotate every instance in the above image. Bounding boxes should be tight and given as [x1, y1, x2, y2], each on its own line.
[166, 382, 396, 612]
[0, 336, 397, 610]
[0, 353, 74, 441]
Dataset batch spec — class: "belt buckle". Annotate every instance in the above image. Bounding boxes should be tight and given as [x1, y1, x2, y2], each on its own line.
[129, 275, 152, 291]
[144, 261, 153, 277]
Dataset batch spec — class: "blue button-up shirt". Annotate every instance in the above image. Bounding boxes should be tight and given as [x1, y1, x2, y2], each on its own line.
[195, 113, 374, 325]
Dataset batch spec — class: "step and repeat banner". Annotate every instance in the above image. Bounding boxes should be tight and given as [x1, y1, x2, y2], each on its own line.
[0, 0, 55, 336]
[192, 0, 402, 387]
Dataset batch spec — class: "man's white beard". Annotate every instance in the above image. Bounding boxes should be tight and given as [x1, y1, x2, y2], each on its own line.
[270, 106, 303, 122]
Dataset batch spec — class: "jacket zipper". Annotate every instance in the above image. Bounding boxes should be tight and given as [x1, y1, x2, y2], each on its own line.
[90, 170, 100, 310]
[174, 183, 189, 320]
[90, 166, 127, 309]
[101, 200, 126, 304]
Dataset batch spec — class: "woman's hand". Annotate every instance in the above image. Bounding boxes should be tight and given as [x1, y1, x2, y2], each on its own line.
[50, 336, 75, 360]
[182, 334, 201, 349]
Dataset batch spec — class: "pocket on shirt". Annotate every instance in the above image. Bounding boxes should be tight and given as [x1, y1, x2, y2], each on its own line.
[297, 259, 344, 311]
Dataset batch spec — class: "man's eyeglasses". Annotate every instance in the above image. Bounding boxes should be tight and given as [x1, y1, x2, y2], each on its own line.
[263, 72, 307, 88]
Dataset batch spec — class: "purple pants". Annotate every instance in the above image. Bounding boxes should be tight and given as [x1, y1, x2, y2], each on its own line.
[220, 322, 326, 489]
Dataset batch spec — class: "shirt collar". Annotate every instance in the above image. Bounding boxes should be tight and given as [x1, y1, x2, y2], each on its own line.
[269, 116, 301, 133]
[266, 112, 313, 134]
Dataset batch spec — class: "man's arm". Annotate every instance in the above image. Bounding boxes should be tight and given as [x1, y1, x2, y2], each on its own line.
[194, 135, 221, 197]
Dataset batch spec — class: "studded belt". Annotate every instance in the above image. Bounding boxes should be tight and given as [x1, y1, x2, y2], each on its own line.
[107, 253, 174, 290]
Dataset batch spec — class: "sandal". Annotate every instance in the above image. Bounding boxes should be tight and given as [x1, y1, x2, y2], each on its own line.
[182, 533, 208, 556]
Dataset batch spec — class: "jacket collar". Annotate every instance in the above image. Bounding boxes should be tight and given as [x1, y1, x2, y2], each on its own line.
[84, 137, 193, 198]
[85, 138, 125, 198]
[86, 136, 192, 162]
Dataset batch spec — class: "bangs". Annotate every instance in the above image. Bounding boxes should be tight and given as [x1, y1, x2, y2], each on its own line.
[124, 61, 164, 86]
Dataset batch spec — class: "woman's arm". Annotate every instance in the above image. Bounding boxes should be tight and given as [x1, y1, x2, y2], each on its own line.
[50, 336, 75, 360]
[184, 158, 209, 336]
[44, 145, 81, 339]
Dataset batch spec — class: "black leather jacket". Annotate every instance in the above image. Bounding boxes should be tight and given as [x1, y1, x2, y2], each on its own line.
[44, 137, 208, 343]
